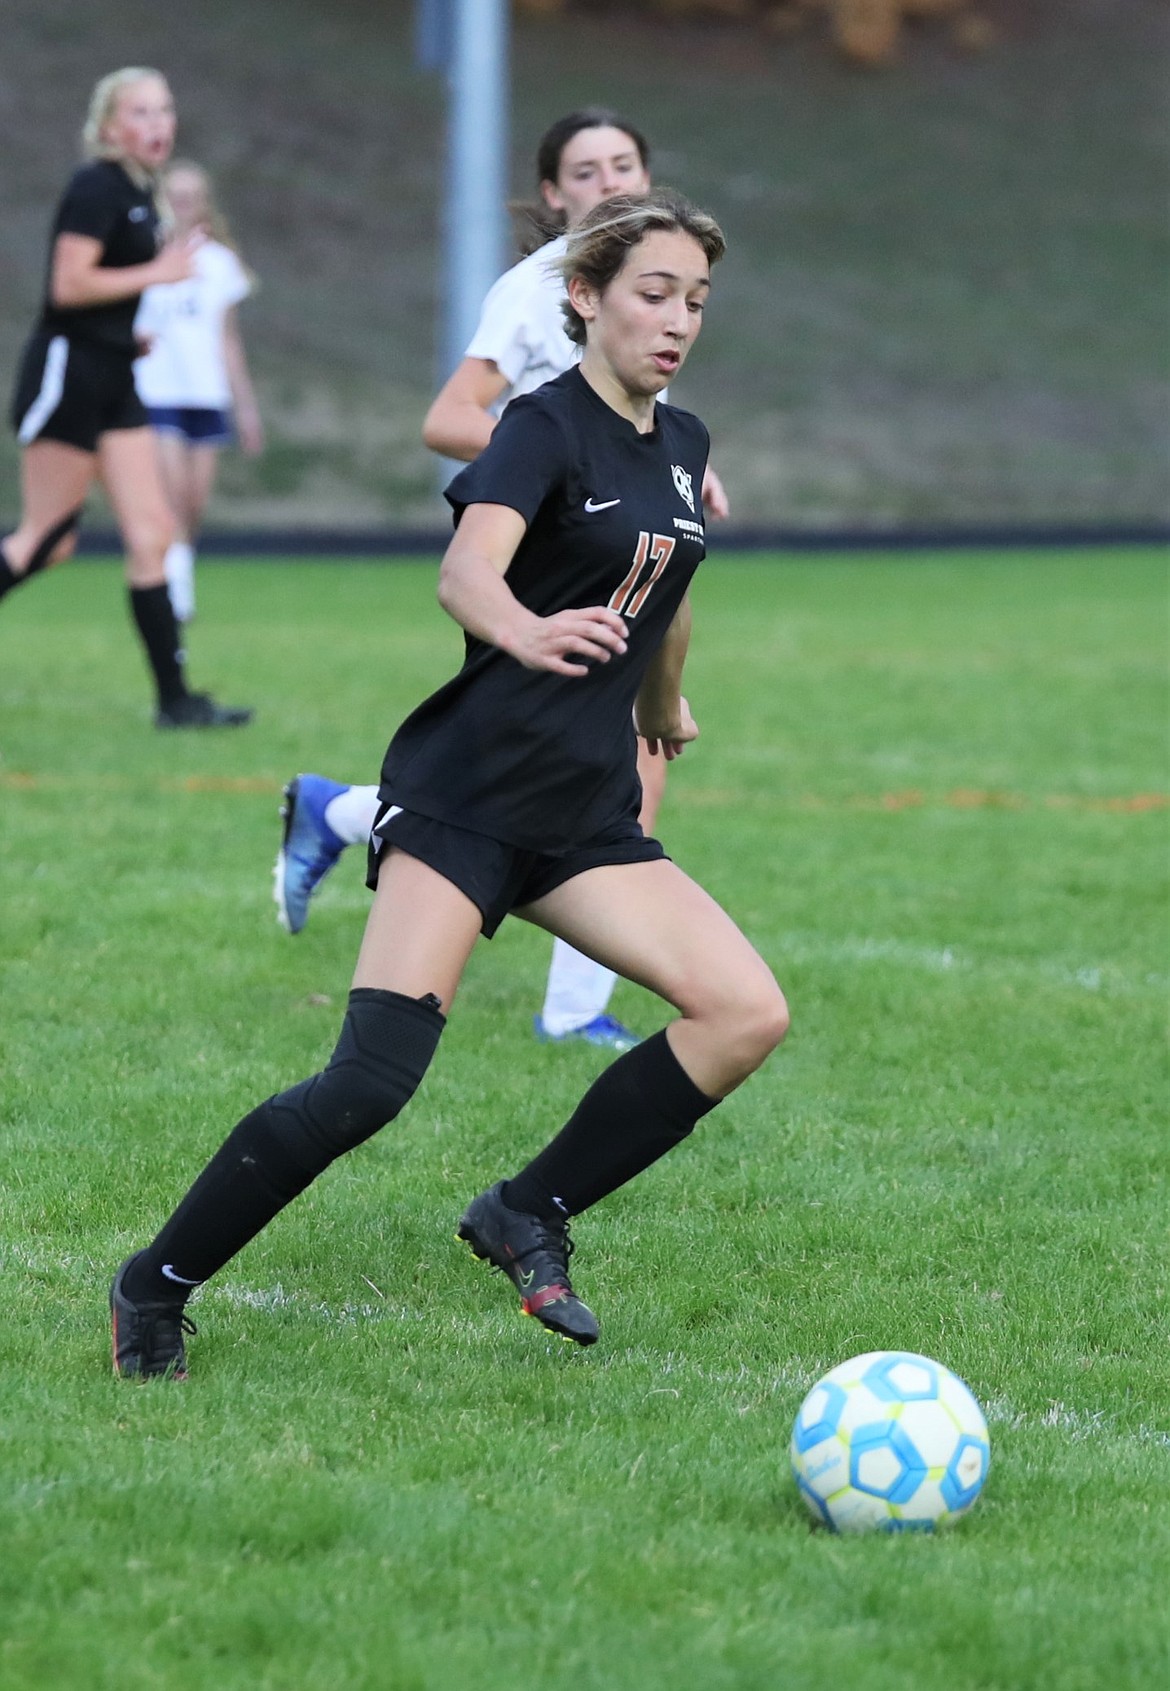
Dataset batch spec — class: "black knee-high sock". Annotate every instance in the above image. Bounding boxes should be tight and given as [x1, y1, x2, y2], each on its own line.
[503, 1030, 718, 1220]
[123, 988, 445, 1302]
[128, 584, 187, 707]
[0, 551, 17, 602]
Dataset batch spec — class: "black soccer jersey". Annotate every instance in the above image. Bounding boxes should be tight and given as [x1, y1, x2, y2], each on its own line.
[379, 366, 711, 853]
[38, 162, 160, 352]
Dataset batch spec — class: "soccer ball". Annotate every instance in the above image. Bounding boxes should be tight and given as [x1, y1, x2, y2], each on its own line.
[790, 1350, 991, 1533]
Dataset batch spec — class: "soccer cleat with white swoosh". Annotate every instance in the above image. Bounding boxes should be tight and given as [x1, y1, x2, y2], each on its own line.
[110, 1254, 196, 1380]
[457, 1182, 599, 1345]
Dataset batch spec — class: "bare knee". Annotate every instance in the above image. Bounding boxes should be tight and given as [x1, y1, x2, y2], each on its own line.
[679, 967, 789, 1090]
[732, 979, 790, 1073]
[122, 512, 175, 583]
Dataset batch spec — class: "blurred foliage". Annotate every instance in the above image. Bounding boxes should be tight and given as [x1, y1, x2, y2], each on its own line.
[514, 0, 999, 67]
[0, 0, 1165, 528]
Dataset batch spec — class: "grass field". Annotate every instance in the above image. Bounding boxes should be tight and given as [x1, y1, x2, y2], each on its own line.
[0, 549, 1167, 1690]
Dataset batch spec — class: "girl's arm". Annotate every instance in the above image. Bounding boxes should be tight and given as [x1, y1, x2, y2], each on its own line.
[51, 232, 196, 309]
[437, 502, 629, 677]
[701, 463, 730, 520]
[222, 306, 263, 456]
[422, 358, 509, 462]
[634, 591, 698, 759]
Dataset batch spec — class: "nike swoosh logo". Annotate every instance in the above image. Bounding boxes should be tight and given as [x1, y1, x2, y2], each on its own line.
[161, 1264, 202, 1285]
[518, 1268, 536, 1288]
[584, 497, 621, 513]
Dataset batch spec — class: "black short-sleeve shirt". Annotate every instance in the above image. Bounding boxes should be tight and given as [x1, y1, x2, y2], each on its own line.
[379, 366, 711, 852]
[37, 161, 160, 352]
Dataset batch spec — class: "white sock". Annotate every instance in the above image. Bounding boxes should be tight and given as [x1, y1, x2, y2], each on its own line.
[540, 938, 618, 1036]
[322, 783, 382, 846]
[164, 541, 196, 623]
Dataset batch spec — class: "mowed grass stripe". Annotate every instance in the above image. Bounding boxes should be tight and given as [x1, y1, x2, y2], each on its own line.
[0, 550, 1166, 1691]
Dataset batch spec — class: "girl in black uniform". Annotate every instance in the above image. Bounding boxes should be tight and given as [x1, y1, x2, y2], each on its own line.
[110, 190, 788, 1375]
[1, 67, 250, 728]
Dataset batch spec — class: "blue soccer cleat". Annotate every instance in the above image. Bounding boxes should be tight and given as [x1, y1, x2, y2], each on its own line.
[273, 773, 350, 934]
[533, 1013, 641, 1052]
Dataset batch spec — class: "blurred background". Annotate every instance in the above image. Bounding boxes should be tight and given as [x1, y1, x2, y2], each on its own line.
[1, 0, 1166, 537]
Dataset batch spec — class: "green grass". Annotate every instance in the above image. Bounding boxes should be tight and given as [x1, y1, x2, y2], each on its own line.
[0, 550, 1167, 1690]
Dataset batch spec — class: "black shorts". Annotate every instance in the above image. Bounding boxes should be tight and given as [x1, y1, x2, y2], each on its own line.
[10, 331, 148, 452]
[366, 805, 667, 938]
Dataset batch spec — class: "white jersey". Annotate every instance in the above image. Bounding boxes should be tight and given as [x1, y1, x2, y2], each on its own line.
[134, 239, 251, 409]
[464, 233, 667, 413]
[464, 235, 577, 410]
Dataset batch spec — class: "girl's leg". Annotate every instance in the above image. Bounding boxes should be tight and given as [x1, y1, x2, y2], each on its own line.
[536, 741, 669, 1043]
[0, 439, 93, 597]
[99, 428, 249, 725]
[98, 427, 187, 712]
[505, 859, 787, 1216]
[458, 859, 787, 1344]
[153, 431, 198, 621]
[183, 442, 220, 531]
[152, 428, 191, 536]
[97, 427, 174, 588]
[527, 857, 787, 1099]
[157, 436, 220, 622]
[113, 852, 480, 1376]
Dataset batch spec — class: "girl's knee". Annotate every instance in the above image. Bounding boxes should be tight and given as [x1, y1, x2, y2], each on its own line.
[123, 512, 175, 579]
[685, 969, 788, 1079]
[738, 980, 789, 1067]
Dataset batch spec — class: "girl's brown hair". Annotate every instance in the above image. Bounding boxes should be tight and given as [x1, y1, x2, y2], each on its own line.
[512, 107, 651, 257]
[558, 189, 726, 347]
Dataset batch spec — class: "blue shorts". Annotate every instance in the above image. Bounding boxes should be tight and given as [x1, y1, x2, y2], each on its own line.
[147, 405, 234, 446]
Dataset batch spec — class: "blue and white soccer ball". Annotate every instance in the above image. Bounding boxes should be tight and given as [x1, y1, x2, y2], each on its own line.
[790, 1351, 991, 1533]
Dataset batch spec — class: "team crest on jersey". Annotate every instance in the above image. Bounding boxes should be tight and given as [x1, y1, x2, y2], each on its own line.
[671, 464, 695, 513]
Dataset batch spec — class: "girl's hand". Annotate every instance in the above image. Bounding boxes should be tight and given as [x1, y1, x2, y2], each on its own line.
[236, 407, 264, 456]
[507, 606, 628, 676]
[150, 234, 201, 287]
[636, 694, 698, 760]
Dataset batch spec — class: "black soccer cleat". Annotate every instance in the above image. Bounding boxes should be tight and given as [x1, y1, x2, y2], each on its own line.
[154, 691, 253, 730]
[110, 1255, 197, 1380]
[457, 1182, 599, 1346]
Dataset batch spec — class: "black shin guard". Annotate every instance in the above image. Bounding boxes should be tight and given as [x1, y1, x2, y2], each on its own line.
[26, 506, 83, 577]
[127, 989, 445, 1298]
[0, 507, 82, 601]
[503, 1030, 718, 1219]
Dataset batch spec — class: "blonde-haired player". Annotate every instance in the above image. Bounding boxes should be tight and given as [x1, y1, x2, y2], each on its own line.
[1, 68, 249, 728]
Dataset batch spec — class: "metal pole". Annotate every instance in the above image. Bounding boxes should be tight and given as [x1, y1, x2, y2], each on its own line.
[414, 0, 448, 71]
[441, 0, 510, 382]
